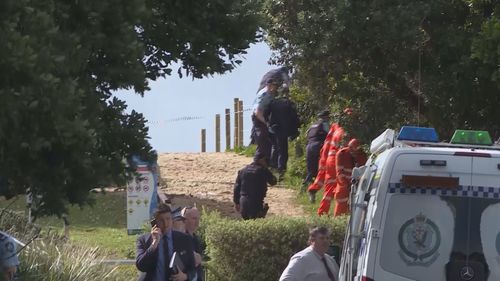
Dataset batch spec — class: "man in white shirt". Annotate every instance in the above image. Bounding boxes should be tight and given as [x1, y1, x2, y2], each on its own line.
[279, 227, 339, 281]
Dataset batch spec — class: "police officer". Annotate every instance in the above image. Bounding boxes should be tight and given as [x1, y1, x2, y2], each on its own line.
[233, 154, 277, 220]
[268, 95, 300, 179]
[251, 78, 280, 163]
[303, 110, 330, 187]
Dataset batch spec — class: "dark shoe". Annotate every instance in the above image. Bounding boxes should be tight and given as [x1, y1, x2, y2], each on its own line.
[308, 190, 316, 203]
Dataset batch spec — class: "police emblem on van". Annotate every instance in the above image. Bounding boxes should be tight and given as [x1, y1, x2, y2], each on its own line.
[398, 213, 441, 266]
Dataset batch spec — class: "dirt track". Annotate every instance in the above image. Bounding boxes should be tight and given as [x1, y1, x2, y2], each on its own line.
[158, 152, 305, 218]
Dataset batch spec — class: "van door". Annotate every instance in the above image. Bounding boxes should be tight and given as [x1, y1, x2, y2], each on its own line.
[471, 155, 500, 281]
[373, 152, 472, 281]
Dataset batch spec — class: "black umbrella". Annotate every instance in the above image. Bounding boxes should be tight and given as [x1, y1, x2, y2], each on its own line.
[256, 67, 291, 94]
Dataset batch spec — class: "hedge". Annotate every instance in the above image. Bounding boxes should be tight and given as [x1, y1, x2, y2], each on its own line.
[201, 212, 347, 281]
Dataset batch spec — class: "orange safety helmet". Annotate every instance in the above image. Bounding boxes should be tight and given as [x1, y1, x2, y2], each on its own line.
[348, 138, 360, 151]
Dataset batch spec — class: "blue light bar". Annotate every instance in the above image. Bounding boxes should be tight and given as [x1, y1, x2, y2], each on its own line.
[397, 126, 439, 143]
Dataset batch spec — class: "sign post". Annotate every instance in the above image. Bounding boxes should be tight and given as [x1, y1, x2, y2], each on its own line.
[126, 158, 158, 235]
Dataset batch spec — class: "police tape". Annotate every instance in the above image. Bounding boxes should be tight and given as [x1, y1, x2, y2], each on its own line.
[146, 108, 252, 127]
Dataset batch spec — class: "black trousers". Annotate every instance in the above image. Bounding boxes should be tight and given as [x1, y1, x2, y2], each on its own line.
[240, 196, 265, 220]
[304, 141, 322, 184]
[251, 118, 272, 163]
[270, 134, 289, 173]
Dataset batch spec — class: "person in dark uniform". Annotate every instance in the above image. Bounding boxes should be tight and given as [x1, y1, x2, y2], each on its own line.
[303, 110, 330, 187]
[233, 154, 277, 220]
[251, 78, 280, 163]
[268, 95, 300, 180]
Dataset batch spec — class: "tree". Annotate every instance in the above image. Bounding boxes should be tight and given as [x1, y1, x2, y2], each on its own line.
[263, 0, 500, 142]
[0, 0, 262, 217]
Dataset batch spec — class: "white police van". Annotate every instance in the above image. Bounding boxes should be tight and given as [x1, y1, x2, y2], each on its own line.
[339, 126, 500, 281]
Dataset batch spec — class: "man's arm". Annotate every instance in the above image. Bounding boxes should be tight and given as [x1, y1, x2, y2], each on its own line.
[253, 92, 273, 124]
[135, 234, 158, 273]
[279, 255, 306, 281]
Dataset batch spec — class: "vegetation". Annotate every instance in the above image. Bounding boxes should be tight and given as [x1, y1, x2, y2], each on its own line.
[0, 193, 136, 260]
[263, 0, 500, 142]
[0, 206, 133, 281]
[202, 211, 347, 281]
[0, 0, 263, 217]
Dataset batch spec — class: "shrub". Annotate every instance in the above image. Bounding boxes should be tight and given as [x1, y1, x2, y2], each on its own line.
[203, 213, 347, 281]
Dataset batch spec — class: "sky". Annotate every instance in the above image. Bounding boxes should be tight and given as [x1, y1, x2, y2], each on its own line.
[115, 42, 275, 153]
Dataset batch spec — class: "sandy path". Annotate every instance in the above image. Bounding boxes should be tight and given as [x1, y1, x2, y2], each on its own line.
[157, 152, 305, 218]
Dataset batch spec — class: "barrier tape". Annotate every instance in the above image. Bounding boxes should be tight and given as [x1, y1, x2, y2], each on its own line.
[146, 108, 252, 127]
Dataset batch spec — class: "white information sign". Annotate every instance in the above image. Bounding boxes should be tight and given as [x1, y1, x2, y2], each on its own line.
[127, 164, 158, 235]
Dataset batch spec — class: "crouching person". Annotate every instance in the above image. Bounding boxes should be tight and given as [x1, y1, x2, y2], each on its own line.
[233, 154, 277, 220]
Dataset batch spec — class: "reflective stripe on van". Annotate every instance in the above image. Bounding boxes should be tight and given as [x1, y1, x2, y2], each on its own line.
[388, 182, 500, 199]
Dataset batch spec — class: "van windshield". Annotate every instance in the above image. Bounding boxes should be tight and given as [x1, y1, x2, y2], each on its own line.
[380, 184, 500, 281]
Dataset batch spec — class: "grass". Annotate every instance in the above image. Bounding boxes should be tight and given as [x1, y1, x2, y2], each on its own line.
[0, 192, 137, 260]
[227, 144, 256, 158]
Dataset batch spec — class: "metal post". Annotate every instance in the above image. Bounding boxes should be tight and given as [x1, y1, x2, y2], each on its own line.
[225, 108, 230, 151]
[215, 114, 221, 152]
[201, 129, 206, 152]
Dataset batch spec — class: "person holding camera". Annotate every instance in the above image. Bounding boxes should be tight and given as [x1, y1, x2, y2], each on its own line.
[136, 204, 196, 281]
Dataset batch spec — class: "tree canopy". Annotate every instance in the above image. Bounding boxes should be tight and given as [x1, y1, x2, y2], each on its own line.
[263, 0, 500, 142]
[0, 0, 262, 216]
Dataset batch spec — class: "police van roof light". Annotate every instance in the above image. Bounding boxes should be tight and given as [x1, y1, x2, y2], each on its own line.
[397, 126, 439, 143]
[450, 130, 492, 146]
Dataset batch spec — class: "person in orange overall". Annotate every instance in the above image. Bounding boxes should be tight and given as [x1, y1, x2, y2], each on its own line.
[332, 138, 367, 216]
[317, 127, 346, 215]
[306, 122, 339, 203]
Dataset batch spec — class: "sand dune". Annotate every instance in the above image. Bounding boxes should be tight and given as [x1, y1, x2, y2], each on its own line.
[158, 152, 305, 218]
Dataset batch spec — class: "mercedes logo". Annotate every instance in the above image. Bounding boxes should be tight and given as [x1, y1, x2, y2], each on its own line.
[460, 265, 474, 281]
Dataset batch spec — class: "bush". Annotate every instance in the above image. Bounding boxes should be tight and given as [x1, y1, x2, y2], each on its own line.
[202, 213, 347, 281]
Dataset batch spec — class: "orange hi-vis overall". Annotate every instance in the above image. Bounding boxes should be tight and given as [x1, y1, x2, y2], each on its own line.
[332, 146, 367, 216]
[317, 127, 345, 216]
[307, 123, 339, 193]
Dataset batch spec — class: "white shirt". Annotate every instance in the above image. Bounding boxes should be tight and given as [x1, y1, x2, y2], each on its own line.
[279, 246, 339, 281]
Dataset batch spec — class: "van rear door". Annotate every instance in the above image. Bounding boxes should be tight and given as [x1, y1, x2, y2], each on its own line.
[373, 152, 472, 281]
[472, 154, 500, 281]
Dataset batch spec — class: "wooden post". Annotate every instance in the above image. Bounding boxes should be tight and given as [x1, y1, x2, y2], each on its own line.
[238, 100, 244, 147]
[225, 108, 230, 151]
[201, 129, 206, 152]
[215, 114, 221, 152]
[233, 98, 239, 149]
